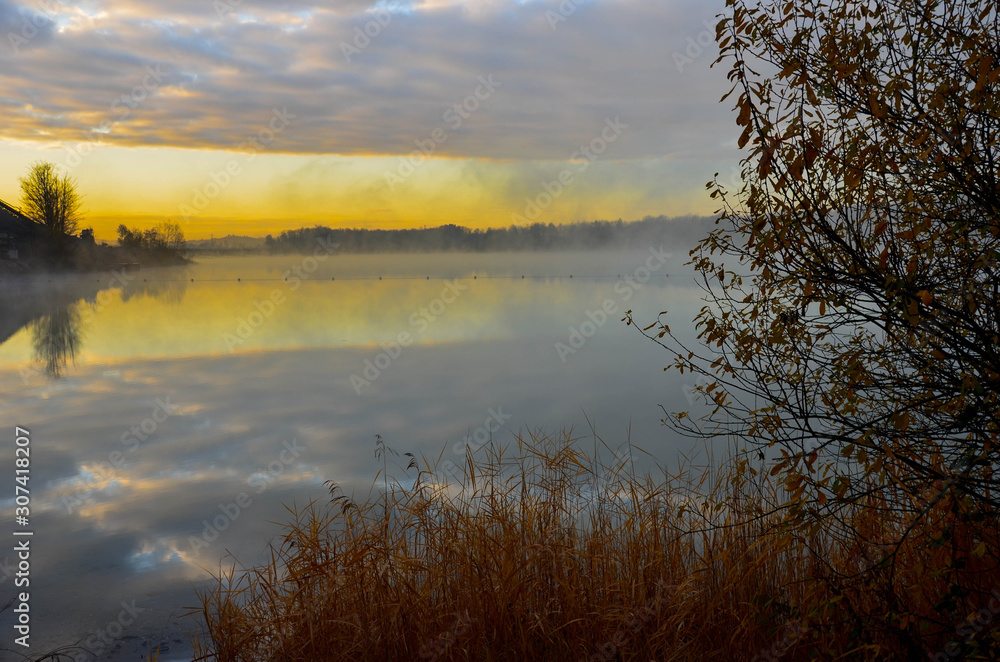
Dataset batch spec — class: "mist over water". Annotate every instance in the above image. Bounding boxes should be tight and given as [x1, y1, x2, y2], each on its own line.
[0, 250, 716, 660]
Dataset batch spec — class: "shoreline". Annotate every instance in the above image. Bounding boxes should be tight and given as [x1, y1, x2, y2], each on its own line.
[0, 249, 190, 277]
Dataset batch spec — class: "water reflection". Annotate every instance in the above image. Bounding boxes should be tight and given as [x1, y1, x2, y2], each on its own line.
[0, 252, 705, 661]
[0, 267, 190, 380]
[31, 304, 81, 378]
[118, 269, 190, 305]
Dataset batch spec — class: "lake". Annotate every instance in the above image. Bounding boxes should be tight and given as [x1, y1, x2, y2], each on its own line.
[0, 249, 715, 661]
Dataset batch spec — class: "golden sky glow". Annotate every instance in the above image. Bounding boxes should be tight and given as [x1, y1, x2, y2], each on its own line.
[0, 0, 738, 240]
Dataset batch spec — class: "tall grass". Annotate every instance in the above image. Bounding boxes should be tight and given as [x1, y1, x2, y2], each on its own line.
[194, 430, 1000, 661]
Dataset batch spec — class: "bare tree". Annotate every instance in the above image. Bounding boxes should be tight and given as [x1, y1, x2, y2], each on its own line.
[19, 161, 83, 237]
[156, 221, 186, 252]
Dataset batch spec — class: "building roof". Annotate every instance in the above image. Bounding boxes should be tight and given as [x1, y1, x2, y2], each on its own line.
[0, 198, 45, 240]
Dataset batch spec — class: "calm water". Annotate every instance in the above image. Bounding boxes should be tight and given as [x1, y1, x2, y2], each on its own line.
[0, 250, 713, 660]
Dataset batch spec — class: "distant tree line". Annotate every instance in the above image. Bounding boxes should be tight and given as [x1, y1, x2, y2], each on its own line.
[263, 216, 716, 254]
[117, 222, 186, 252]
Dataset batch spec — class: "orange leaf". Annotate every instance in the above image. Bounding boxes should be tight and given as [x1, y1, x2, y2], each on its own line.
[738, 127, 752, 149]
[895, 411, 910, 432]
[737, 101, 751, 127]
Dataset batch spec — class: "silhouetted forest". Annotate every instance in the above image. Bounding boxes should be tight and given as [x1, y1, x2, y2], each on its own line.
[261, 216, 717, 254]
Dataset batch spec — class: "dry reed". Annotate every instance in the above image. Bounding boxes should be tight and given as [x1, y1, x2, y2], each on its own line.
[192, 430, 1000, 661]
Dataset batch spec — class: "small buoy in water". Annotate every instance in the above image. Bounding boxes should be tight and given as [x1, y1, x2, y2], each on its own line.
[570, 275, 573, 278]
[237, 278, 241, 282]
[331, 277, 335, 281]
[474, 275, 477, 279]
[191, 278, 194, 282]
[379, 276, 382, 281]
[426, 276, 429, 280]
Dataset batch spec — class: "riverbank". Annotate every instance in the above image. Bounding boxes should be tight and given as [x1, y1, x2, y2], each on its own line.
[0, 242, 189, 275]
[193, 431, 1000, 661]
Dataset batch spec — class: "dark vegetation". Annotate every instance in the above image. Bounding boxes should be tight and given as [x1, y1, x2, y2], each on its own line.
[251, 216, 716, 254]
[0, 162, 187, 273]
[116, 221, 186, 253]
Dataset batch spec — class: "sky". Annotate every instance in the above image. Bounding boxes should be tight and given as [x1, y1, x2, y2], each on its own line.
[0, 0, 740, 240]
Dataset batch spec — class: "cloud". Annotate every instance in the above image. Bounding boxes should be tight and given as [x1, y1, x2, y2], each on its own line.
[0, 0, 735, 160]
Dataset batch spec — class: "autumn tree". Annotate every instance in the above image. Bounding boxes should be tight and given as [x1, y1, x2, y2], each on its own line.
[634, 0, 1000, 653]
[19, 161, 83, 238]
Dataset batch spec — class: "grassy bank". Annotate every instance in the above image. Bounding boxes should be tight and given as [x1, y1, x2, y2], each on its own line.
[194, 431, 1000, 661]
[0, 240, 188, 275]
